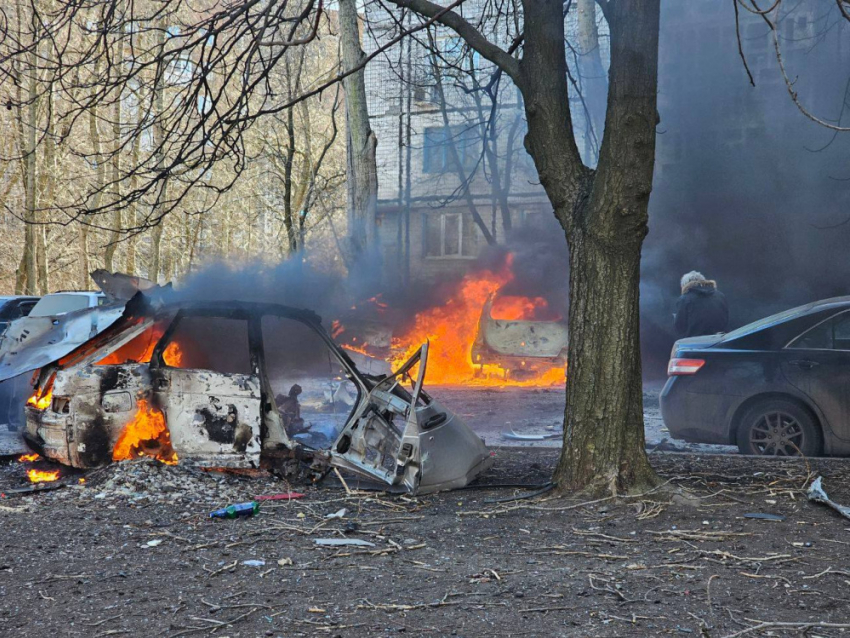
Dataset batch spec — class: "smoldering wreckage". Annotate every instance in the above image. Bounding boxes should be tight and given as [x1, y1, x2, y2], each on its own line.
[0, 272, 493, 494]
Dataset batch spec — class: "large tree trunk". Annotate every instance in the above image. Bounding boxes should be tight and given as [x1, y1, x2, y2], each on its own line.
[515, 0, 660, 495]
[338, 0, 379, 262]
[556, 0, 660, 494]
[557, 223, 655, 493]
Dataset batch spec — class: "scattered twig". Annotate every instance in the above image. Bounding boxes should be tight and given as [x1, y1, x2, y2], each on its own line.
[721, 620, 850, 638]
[203, 560, 238, 577]
[706, 574, 718, 607]
[333, 468, 352, 496]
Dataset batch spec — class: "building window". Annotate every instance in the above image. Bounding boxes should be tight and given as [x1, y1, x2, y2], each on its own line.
[424, 212, 478, 258]
[423, 126, 480, 174]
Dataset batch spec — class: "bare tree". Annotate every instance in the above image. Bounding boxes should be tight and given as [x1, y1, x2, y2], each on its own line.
[339, 0, 380, 263]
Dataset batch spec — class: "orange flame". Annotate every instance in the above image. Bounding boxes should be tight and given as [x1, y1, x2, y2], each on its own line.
[490, 296, 561, 322]
[389, 254, 566, 387]
[341, 342, 371, 357]
[331, 320, 345, 339]
[26, 388, 52, 410]
[97, 325, 163, 365]
[27, 469, 59, 483]
[113, 399, 179, 465]
[18, 453, 40, 462]
[96, 323, 185, 367]
[163, 341, 184, 367]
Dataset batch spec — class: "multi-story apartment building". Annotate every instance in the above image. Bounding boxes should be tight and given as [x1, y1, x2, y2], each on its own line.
[363, 0, 849, 291]
[362, 1, 603, 286]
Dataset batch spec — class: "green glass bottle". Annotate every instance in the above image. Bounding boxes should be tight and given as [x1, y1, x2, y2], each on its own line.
[209, 501, 260, 519]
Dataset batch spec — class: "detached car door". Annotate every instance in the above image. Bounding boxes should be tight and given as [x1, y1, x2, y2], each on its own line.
[151, 312, 264, 466]
[330, 344, 430, 492]
[783, 309, 850, 442]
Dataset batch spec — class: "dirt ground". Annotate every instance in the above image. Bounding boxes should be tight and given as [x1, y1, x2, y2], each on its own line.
[2, 449, 850, 638]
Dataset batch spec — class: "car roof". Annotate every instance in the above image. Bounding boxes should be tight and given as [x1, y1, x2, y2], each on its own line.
[44, 291, 104, 297]
[719, 296, 850, 349]
[140, 296, 323, 325]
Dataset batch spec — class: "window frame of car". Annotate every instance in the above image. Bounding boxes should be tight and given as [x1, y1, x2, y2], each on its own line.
[785, 308, 850, 351]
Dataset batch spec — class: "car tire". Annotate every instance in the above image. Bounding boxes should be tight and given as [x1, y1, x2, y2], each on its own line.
[736, 398, 823, 457]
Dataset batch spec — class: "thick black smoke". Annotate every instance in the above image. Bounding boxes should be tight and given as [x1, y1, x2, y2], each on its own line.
[641, 0, 850, 377]
[176, 1, 848, 382]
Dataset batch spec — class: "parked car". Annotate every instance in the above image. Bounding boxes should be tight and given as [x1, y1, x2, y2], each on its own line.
[660, 296, 850, 457]
[0, 296, 39, 337]
[22, 293, 493, 494]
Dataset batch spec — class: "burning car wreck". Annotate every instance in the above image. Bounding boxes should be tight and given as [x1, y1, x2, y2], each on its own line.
[471, 292, 568, 381]
[21, 293, 493, 494]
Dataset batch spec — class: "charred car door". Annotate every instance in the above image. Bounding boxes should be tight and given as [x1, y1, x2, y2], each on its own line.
[331, 343, 492, 494]
[151, 312, 263, 466]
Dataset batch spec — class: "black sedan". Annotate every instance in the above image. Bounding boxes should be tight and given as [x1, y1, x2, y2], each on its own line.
[660, 296, 850, 457]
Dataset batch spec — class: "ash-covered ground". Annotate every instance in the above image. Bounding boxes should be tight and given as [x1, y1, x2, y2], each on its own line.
[435, 383, 735, 455]
[2, 452, 850, 637]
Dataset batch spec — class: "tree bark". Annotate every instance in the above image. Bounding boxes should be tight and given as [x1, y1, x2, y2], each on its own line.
[36, 75, 54, 295]
[552, 0, 660, 494]
[125, 133, 140, 274]
[22, 6, 38, 295]
[104, 79, 123, 272]
[148, 22, 167, 283]
[339, 0, 379, 263]
[86, 67, 105, 287]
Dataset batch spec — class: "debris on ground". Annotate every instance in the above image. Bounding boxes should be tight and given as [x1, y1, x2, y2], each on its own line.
[314, 538, 376, 547]
[807, 475, 850, 520]
[209, 501, 261, 519]
[501, 425, 561, 441]
[3, 450, 850, 637]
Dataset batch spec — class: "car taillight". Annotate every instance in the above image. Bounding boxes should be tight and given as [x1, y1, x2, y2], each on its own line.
[668, 358, 705, 376]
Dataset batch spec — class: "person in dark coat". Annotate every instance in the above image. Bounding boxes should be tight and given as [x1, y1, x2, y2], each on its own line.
[674, 271, 729, 338]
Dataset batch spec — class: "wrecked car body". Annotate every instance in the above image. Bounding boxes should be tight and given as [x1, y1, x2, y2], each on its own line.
[0, 273, 162, 453]
[471, 294, 568, 378]
[23, 295, 493, 494]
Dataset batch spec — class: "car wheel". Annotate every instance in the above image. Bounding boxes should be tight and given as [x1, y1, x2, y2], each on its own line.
[736, 399, 822, 457]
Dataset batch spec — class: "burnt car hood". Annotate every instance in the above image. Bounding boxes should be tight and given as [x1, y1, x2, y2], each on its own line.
[0, 271, 162, 383]
[0, 304, 125, 382]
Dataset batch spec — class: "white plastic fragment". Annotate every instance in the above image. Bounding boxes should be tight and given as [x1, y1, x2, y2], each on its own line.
[314, 538, 375, 547]
[807, 476, 850, 521]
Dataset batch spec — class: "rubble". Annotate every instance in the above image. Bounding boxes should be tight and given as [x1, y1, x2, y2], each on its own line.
[6, 458, 280, 506]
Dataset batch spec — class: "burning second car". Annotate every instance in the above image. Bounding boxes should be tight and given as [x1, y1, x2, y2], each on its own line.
[22, 292, 493, 494]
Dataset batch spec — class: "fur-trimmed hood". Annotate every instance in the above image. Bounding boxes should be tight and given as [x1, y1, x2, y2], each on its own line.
[682, 279, 717, 295]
